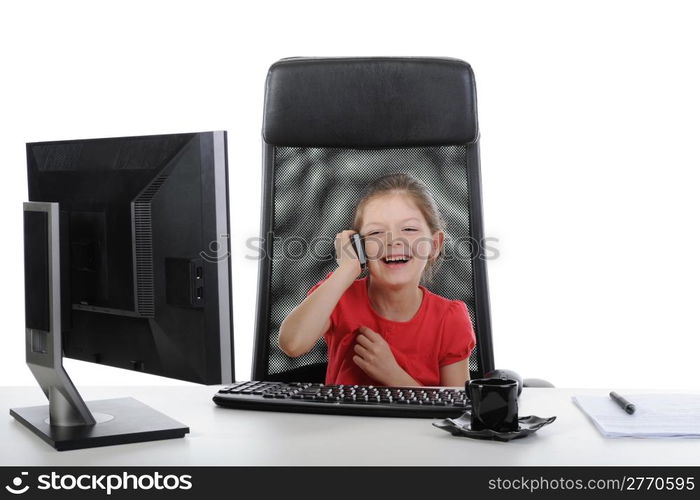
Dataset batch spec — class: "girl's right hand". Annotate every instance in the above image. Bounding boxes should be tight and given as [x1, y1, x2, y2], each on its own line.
[334, 230, 362, 278]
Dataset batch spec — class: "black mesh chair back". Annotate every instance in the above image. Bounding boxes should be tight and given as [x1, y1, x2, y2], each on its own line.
[252, 57, 495, 382]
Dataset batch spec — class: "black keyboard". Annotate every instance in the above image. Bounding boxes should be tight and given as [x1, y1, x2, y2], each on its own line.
[213, 381, 471, 418]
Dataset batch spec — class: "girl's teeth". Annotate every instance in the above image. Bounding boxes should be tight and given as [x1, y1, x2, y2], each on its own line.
[384, 256, 409, 262]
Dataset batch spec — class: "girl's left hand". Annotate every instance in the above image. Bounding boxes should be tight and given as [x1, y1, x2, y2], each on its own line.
[352, 326, 408, 386]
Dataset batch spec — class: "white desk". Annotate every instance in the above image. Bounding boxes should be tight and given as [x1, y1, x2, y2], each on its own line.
[1, 386, 698, 466]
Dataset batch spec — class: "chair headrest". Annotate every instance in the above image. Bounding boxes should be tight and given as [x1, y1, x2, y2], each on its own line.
[263, 57, 479, 148]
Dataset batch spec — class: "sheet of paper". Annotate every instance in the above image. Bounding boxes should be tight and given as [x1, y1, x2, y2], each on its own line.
[572, 394, 700, 438]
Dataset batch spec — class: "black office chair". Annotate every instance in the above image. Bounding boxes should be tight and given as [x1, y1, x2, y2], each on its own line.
[251, 57, 552, 389]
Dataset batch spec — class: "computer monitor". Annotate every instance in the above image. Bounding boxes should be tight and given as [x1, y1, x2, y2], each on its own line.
[11, 131, 233, 450]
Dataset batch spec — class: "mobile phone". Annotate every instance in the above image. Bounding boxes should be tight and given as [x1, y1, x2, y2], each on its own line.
[351, 233, 367, 268]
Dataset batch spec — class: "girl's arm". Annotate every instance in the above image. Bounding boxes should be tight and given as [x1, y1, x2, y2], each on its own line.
[440, 358, 470, 387]
[279, 230, 361, 357]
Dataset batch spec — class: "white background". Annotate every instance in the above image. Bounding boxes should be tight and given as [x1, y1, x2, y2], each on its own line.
[1, 0, 698, 390]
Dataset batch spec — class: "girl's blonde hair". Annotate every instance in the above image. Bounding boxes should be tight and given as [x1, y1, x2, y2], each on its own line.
[352, 172, 446, 284]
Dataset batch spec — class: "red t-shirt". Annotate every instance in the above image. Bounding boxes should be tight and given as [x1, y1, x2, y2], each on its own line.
[307, 272, 476, 386]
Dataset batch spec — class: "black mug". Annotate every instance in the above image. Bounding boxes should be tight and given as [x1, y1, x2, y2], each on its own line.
[466, 378, 519, 432]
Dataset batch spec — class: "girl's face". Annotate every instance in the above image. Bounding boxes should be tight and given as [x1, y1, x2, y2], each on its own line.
[359, 193, 443, 289]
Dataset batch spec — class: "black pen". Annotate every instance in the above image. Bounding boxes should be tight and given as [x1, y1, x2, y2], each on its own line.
[610, 391, 636, 415]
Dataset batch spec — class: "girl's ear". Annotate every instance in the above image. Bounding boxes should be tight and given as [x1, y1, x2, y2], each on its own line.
[431, 230, 445, 261]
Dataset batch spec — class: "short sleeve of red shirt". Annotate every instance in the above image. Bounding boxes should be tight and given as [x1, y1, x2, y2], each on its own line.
[438, 301, 477, 367]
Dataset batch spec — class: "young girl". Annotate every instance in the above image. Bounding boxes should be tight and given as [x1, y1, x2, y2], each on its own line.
[279, 173, 476, 387]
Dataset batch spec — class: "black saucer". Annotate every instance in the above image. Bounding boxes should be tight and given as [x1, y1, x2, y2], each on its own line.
[433, 412, 556, 442]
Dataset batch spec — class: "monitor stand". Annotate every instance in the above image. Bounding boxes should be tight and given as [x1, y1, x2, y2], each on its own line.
[10, 202, 189, 451]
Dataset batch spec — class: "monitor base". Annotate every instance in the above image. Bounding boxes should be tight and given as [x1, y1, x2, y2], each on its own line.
[10, 397, 189, 451]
